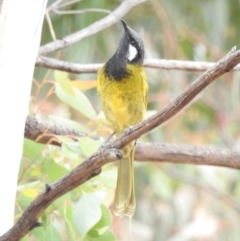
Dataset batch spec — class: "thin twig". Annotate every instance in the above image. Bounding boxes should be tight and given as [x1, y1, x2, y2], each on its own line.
[45, 11, 57, 41]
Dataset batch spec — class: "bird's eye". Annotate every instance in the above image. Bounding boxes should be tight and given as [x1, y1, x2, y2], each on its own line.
[130, 40, 136, 46]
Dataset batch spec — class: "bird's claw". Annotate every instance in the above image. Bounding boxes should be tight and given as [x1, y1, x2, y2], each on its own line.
[124, 126, 134, 135]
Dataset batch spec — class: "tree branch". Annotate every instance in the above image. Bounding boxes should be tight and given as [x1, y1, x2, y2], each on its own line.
[25, 116, 240, 170]
[36, 55, 240, 73]
[39, 0, 147, 55]
[136, 143, 240, 170]
[25, 115, 98, 146]
[2, 48, 240, 241]
[0, 147, 122, 241]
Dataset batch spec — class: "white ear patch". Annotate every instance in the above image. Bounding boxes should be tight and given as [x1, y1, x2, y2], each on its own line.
[128, 44, 137, 61]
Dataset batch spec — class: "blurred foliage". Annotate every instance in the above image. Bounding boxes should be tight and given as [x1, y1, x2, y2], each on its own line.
[17, 0, 240, 240]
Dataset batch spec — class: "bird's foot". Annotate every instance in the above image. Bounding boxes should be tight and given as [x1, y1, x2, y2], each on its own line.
[98, 131, 115, 155]
[124, 126, 134, 135]
[102, 131, 116, 146]
[98, 146, 123, 163]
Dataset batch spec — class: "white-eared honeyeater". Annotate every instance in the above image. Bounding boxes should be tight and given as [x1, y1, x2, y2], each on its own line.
[97, 20, 148, 217]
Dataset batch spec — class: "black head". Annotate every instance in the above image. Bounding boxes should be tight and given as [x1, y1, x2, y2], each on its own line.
[104, 20, 145, 81]
[117, 19, 144, 64]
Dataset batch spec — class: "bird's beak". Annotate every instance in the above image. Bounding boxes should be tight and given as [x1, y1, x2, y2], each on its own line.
[121, 19, 129, 32]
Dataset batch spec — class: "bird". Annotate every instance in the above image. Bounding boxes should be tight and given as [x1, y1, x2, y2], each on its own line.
[97, 20, 148, 217]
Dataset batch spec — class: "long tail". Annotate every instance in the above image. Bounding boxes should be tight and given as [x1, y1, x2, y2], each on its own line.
[113, 142, 136, 217]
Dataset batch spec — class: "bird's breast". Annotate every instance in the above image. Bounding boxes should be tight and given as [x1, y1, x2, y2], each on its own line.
[97, 64, 148, 133]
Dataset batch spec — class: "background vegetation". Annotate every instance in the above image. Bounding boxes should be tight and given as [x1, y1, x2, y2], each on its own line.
[18, 0, 240, 240]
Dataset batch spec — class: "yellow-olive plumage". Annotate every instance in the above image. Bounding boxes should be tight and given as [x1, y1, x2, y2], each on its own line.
[97, 20, 148, 217]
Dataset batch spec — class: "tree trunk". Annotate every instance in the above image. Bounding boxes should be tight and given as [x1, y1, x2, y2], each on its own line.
[0, 0, 48, 234]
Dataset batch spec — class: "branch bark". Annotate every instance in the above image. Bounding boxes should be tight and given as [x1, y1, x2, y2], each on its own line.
[136, 143, 240, 170]
[1, 48, 240, 241]
[36, 55, 240, 73]
[24, 116, 94, 146]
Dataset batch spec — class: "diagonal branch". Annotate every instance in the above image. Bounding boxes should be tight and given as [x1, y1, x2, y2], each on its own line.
[39, 0, 147, 55]
[36, 55, 240, 73]
[113, 47, 240, 151]
[1, 48, 240, 241]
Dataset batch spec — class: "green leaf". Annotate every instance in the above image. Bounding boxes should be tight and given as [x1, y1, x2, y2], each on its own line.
[23, 138, 46, 160]
[98, 170, 117, 189]
[78, 137, 103, 157]
[66, 222, 78, 241]
[41, 214, 48, 228]
[20, 235, 29, 241]
[30, 226, 45, 241]
[87, 204, 112, 239]
[53, 193, 71, 208]
[17, 195, 33, 208]
[21, 188, 38, 198]
[44, 158, 69, 181]
[54, 70, 75, 96]
[45, 225, 63, 241]
[59, 202, 77, 241]
[73, 192, 102, 238]
[86, 230, 116, 241]
[93, 205, 112, 230]
[94, 230, 115, 241]
[59, 138, 81, 159]
[55, 83, 97, 120]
